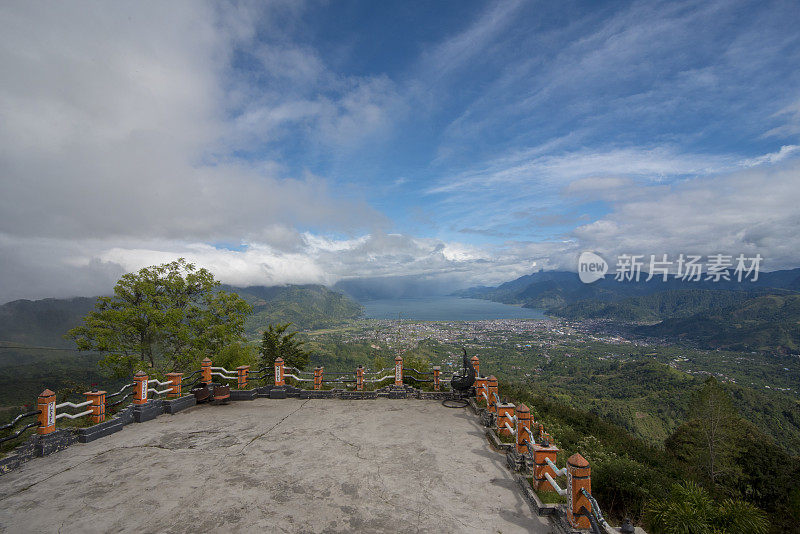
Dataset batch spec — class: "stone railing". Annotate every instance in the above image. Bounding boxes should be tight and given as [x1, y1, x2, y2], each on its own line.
[0, 353, 635, 533]
[472, 377, 632, 533]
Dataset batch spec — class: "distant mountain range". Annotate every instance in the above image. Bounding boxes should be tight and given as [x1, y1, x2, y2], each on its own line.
[457, 268, 800, 353]
[0, 284, 363, 350]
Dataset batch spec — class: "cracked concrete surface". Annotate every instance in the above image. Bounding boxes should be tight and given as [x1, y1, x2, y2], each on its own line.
[0, 399, 551, 533]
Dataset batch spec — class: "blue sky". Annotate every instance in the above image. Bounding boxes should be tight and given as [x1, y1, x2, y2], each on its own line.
[1, 0, 800, 300]
[220, 0, 800, 243]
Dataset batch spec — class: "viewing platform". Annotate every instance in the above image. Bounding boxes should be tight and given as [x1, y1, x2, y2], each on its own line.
[0, 398, 551, 533]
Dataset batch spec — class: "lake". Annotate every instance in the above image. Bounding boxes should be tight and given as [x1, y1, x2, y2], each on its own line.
[360, 296, 548, 321]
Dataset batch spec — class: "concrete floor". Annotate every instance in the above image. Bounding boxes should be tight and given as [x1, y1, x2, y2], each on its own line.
[0, 399, 552, 533]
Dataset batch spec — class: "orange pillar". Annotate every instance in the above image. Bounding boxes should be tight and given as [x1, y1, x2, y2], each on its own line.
[487, 375, 498, 415]
[475, 377, 487, 403]
[394, 356, 403, 386]
[497, 403, 515, 437]
[274, 357, 285, 386]
[133, 371, 148, 405]
[532, 443, 560, 491]
[516, 403, 531, 454]
[201, 358, 212, 383]
[237, 365, 249, 389]
[84, 390, 106, 424]
[37, 389, 56, 435]
[356, 366, 364, 391]
[470, 355, 480, 377]
[166, 372, 182, 398]
[314, 367, 322, 390]
[567, 453, 592, 529]
[433, 366, 440, 391]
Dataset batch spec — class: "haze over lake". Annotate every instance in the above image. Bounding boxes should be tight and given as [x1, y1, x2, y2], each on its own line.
[361, 296, 548, 321]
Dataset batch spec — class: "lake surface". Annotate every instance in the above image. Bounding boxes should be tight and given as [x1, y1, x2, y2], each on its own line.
[361, 296, 548, 321]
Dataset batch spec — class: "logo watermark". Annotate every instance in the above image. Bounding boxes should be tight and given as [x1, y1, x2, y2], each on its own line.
[578, 251, 608, 283]
[578, 252, 762, 284]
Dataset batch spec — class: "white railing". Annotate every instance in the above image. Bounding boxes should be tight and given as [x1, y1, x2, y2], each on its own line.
[363, 374, 394, 384]
[147, 378, 171, 387]
[545, 457, 567, 477]
[55, 400, 92, 410]
[283, 373, 313, 382]
[544, 472, 567, 496]
[55, 410, 92, 420]
[211, 371, 238, 381]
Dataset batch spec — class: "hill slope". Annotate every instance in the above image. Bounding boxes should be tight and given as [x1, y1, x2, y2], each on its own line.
[221, 284, 363, 335]
[638, 293, 800, 352]
[0, 297, 96, 348]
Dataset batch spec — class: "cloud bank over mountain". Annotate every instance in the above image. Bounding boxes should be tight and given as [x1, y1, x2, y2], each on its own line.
[1, 1, 799, 302]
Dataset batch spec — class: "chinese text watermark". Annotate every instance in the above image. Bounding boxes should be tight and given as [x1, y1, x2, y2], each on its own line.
[578, 252, 762, 284]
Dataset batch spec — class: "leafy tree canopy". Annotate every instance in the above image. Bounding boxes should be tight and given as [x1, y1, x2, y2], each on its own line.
[647, 481, 768, 534]
[259, 323, 309, 371]
[67, 258, 251, 377]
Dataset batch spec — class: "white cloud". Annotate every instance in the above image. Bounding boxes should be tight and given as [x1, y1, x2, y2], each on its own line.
[0, 2, 386, 244]
[572, 158, 800, 270]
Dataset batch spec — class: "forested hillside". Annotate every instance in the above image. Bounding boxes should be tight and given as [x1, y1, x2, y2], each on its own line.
[638, 294, 800, 352]
[0, 297, 95, 348]
[223, 284, 363, 335]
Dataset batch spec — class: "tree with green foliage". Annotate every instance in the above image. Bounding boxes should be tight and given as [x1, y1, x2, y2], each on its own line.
[67, 259, 251, 377]
[668, 377, 744, 490]
[646, 481, 768, 534]
[259, 323, 309, 371]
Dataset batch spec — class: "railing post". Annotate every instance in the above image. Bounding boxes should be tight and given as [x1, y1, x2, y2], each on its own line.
[314, 367, 322, 390]
[274, 357, 285, 386]
[166, 372, 182, 398]
[37, 389, 56, 435]
[394, 356, 403, 386]
[433, 366, 440, 391]
[567, 453, 592, 529]
[201, 358, 212, 383]
[497, 403, 515, 437]
[470, 355, 480, 376]
[237, 365, 249, 389]
[84, 389, 106, 424]
[133, 371, 148, 405]
[475, 376, 487, 403]
[532, 441, 560, 492]
[487, 375, 498, 415]
[356, 366, 364, 391]
[516, 403, 531, 454]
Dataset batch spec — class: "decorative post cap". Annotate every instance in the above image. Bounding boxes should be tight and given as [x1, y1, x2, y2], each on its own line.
[516, 403, 530, 413]
[567, 453, 589, 468]
[471, 355, 479, 361]
[395, 355, 402, 361]
[39, 389, 55, 397]
[237, 365, 249, 370]
[488, 375, 497, 381]
[201, 357, 212, 363]
[275, 357, 284, 363]
[134, 371, 147, 377]
[433, 366, 440, 370]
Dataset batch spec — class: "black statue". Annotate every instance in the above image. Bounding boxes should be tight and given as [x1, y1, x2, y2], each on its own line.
[450, 348, 476, 395]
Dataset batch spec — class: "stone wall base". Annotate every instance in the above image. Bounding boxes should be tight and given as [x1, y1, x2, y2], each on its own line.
[133, 399, 163, 423]
[36, 429, 77, 457]
[230, 389, 256, 401]
[163, 395, 196, 414]
[78, 419, 124, 443]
